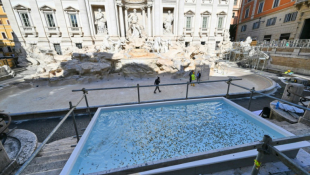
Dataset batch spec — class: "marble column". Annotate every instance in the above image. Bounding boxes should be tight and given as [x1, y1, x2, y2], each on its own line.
[142, 7, 146, 28]
[147, 5, 152, 36]
[177, 0, 185, 36]
[153, 0, 161, 36]
[125, 7, 129, 33]
[106, 0, 118, 37]
[117, 3, 125, 37]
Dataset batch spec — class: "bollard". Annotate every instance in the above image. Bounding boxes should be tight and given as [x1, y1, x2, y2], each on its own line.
[248, 87, 255, 110]
[226, 78, 232, 98]
[186, 82, 189, 99]
[69, 102, 79, 142]
[137, 84, 140, 104]
[82, 88, 92, 121]
[251, 135, 272, 175]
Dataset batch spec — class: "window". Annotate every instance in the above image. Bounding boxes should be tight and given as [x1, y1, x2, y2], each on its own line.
[7, 20, 10, 25]
[273, 0, 280, 8]
[252, 21, 260, 29]
[186, 17, 191, 29]
[241, 25, 247, 32]
[284, 12, 298, 23]
[45, 13, 55, 27]
[76, 43, 82, 49]
[0, 48, 3, 52]
[1, 32, 7, 39]
[245, 8, 250, 18]
[202, 17, 208, 29]
[2, 6, 5, 12]
[54, 44, 62, 55]
[258, 1, 264, 14]
[20, 13, 31, 27]
[218, 17, 223, 29]
[0, 20, 2, 25]
[279, 33, 290, 40]
[7, 46, 12, 52]
[234, 0, 237, 5]
[185, 42, 190, 47]
[264, 35, 272, 41]
[266, 17, 277, 26]
[201, 42, 205, 45]
[69, 14, 78, 27]
[232, 12, 235, 17]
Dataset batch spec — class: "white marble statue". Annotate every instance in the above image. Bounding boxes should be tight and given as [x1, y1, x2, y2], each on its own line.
[240, 36, 252, 52]
[161, 39, 172, 53]
[153, 37, 162, 54]
[163, 10, 174, 34]
[95, 8, 107, 34]
[112, 38, 126, 53]
[128, 9, 142, 38]
[102, 35, 112, 51]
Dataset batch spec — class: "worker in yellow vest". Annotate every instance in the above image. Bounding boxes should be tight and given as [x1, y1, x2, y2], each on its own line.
[191, 71, 196, 87]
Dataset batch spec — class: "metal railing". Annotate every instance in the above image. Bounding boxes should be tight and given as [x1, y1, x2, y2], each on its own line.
[15, 77, 310, 175]
[257, 39, 310, 48]
[15, 95, 87, 175]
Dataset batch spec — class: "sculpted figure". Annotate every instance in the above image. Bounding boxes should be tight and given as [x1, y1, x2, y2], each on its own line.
[112, 38, 126, 53]
[128, 9, 142, 38]
[163, 10, 174, 34]
[95, 8, 107, 34]
[102, 35, 112, 51]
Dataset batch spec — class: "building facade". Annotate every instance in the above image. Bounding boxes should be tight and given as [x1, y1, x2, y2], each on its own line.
[0, 0, 15, 56]
[229, 0, 242, 41]
[236, 0, 310, 41]
[2, 0, 233, 55]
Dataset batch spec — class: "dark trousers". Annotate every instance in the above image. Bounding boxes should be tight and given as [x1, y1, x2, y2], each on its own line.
[197, 77, 200, 83]
[154, 86, 161, 92]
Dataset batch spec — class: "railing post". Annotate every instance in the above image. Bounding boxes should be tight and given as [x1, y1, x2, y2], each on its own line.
[251, 135, 272, 175]
[226, 78, 232, 98]
[248, 87, 255, 110]
[69, 101, 79, 142]
[82, 88, 92, 121]
[186, 82, 189, 99]
[137, 84, 140, 104]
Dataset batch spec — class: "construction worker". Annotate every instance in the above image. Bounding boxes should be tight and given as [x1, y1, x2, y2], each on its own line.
[191, 71, 196, 86]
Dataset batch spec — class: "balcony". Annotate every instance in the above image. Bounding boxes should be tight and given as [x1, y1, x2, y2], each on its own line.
[20, 26, 38, 37]
[45, 27, 62, 37]
[214, 28, 225, 36]
[68, 27, 83, 37]
[199, 28, 208, 37]
[295, 0, 310, 9]
[183, 27, 194, 36]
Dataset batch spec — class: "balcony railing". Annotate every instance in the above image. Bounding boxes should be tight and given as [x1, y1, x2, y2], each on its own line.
[199, 28, 208, 37]
[183, 27, 194, 36]
[214, 28, 225, 36]
[296, 0, 308, 3]
[44, 26, 61, 37]
[68, 27, 83, 37]
[20, 26, 38, 37]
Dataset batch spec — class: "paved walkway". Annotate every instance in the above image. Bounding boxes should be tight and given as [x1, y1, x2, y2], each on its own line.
[0, 67, 274, 114]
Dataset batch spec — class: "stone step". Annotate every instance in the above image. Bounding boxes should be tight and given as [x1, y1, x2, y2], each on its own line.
[22, 160, 67, 175]
[41, 144, 75, 153]
[266, 119, 291, 127]
[24, 168, 62, 175]
[47, 137, 77, 147]
[29, 153, 71, 166]
[37, 147, 74, 157]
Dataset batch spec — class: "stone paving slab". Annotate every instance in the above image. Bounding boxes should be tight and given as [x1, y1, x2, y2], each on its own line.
[0, 67, 275, 114]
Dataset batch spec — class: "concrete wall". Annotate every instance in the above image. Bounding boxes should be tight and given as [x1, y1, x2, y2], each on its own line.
[268, 54, 310, 75]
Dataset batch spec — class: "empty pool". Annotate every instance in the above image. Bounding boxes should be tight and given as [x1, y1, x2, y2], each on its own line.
[61, 98, 310, 175]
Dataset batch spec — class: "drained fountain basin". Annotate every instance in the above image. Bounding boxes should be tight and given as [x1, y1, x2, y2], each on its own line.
[61, 98, 310, 175]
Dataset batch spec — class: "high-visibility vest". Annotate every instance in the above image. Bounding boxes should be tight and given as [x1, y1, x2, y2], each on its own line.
[191, 74, 196, 81]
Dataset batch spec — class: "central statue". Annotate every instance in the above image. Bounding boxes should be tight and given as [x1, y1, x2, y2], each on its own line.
[128, 9, 143, 38]
[163, 10, 174, 34]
